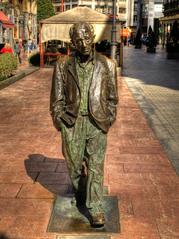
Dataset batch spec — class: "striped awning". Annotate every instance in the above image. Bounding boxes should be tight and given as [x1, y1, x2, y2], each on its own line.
[0, 11, 14, 28]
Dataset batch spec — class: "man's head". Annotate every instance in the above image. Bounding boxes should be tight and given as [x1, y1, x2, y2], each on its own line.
[69, 22, 95, 56]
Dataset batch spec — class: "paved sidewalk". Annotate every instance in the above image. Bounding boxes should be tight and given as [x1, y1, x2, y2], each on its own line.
[0, 53, 39, 90]
[123, 45, 179, 174]
[0, 67, 178, 239]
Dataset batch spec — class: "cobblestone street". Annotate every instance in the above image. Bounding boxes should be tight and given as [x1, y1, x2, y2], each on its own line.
[0, 47, 179, 239]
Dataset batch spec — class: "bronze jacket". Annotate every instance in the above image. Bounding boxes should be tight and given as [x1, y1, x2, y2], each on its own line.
[50, 51, 118, 133]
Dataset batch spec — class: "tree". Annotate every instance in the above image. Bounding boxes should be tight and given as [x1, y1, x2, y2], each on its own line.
[37, 0, 55, 23]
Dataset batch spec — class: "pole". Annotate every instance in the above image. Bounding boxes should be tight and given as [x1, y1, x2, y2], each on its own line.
[136, 0, 142, 32]
[120, 23, 124, 66]
[40, 23, 44, 68]
[61, 0, 64, 12]
[110, 0, 117, 60]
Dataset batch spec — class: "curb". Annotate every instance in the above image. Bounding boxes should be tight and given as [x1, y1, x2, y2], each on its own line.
[0, 67, 39, 90]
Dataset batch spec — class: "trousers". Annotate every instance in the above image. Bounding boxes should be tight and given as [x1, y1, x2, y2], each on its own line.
[60, 114, 107, 214]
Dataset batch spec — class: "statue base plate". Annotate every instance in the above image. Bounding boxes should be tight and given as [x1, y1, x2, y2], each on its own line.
[47, 195, 120, 234]
[56, 236, 110, 239]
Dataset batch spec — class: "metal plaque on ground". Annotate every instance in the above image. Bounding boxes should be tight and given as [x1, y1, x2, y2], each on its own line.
[48, 195, 120, 234]
[56, 236, 111, 239]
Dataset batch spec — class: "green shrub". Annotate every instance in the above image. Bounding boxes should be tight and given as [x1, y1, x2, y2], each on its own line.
[29, 52, 40, 66]
[0, 53, 18, 81]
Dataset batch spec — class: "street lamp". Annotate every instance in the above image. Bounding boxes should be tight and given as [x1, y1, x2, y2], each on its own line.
[110, 0, 117, 60]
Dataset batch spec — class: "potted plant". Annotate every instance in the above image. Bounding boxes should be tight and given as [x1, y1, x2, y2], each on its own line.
[146, 26, 157, 53]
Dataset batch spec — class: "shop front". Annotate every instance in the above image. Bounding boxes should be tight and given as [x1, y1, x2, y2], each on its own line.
[0, 10, 14, 46]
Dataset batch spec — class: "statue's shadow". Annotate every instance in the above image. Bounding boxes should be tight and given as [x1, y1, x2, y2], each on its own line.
[25, 154, 120, 233]
[24, 154, 92, 223]
[0, 233, 13, 239]
[24, 154, 72, 196]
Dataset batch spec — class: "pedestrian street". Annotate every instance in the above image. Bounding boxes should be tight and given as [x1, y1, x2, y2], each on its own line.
[0, 48, 178, 238]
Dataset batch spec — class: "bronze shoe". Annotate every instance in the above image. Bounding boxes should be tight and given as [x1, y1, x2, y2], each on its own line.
[90, 212, 105, 228]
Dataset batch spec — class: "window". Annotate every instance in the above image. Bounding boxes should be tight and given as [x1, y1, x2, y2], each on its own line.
[119, 8, 126, 13]
[66, 5, 71, 10]
[56, 6, 61, 12]
[133, 15, 137, 22]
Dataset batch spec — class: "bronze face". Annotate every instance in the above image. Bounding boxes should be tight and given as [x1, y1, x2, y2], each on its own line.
[70, 22, 95, 56]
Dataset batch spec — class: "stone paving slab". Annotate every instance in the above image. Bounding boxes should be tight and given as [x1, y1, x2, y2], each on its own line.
[0, 66, 39, 90]
[0, 67, 179, 239]
[123, 47, 179, 175]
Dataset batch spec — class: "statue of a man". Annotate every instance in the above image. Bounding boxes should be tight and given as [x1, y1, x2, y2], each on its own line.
[50, 22, 118, 227]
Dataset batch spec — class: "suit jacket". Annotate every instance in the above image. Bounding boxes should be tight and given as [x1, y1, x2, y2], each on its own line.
[50, 51, 118, 133]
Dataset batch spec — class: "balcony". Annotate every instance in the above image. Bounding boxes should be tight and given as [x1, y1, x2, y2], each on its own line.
[163, 0, 179, 16]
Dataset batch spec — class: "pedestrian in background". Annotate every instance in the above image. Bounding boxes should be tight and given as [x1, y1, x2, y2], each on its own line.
[30, 40, 36, 53]
[14, 40, 22, 64]
[0, 43, 13, 54]
[27, 39, 32, 56]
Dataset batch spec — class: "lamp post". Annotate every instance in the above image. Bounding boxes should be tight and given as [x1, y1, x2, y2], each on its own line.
[110, 0, 117, 60]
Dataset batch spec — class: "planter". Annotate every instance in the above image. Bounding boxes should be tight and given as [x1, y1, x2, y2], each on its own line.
[147, 47, 156, 53]
[167, 52, 179, 59]
[135, 44, 142, 49]
[166, 44, 179, 59]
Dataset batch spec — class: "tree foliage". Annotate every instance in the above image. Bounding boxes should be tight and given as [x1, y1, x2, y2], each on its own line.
[37, 0, 55, 23]
[29, 52, 40, 66]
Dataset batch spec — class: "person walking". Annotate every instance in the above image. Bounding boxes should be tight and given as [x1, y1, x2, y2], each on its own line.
[14, 40, 22, 64]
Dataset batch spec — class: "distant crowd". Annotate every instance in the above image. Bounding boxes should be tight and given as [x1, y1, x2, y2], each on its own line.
[0, 39, 37, 64]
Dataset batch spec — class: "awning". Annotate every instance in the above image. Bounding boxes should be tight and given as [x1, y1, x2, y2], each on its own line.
[0, 11, 14, 29]
[40, 6, 121, 43]
[160, 14, 179, 23]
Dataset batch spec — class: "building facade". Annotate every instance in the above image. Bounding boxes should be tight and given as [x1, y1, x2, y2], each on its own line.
[160, 0, 179, 46]
[126, 0, 163, 35]
[52, 0, 163, 40]
[52, 0, 128, 23]
[0, 0, 37, 45]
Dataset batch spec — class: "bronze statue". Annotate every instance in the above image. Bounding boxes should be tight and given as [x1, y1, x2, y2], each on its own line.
[50, 22, 118, 227]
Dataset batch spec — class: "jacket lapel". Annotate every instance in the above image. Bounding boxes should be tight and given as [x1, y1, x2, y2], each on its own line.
[90, 52, 103, 90]
[67, 56, 79, 87]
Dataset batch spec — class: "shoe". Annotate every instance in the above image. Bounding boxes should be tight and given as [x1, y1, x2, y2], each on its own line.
[90, 212, 105, 228]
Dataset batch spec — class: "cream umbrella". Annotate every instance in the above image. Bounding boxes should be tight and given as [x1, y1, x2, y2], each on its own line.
[39, 6, 121, 67]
